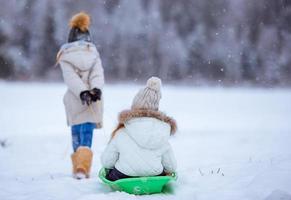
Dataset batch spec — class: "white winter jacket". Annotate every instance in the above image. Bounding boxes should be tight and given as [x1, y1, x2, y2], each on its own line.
[101, 109, 177, 176]
[57, 41, 104, 127]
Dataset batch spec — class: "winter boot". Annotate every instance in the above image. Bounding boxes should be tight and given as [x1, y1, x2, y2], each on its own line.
[71, 152, 77, 175]
[71, 146, 93, 179]
[71, 151, 85, 179]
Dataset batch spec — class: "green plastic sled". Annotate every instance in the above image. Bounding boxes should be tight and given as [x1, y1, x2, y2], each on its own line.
[98, 168, 177, 195]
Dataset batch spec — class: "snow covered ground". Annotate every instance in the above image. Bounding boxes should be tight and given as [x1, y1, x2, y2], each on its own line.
[0, 82, 291, 200]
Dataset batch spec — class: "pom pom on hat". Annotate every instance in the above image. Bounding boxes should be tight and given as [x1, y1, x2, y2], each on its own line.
[146, 77, 162, 91]
[131, 77, 162, 111]
[69, 12, 91, 32]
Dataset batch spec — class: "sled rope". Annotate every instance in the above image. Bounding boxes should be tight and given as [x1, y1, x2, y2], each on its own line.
[89, 103, 98, 124]
[89, 102, 107, 136]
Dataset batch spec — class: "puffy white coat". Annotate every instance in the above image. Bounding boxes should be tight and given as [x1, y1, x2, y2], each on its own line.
[57, 41, 104, 127]
[101, 109, 177, 176]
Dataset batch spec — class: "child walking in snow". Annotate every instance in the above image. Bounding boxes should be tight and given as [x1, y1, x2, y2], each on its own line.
[57, 12, 104, 179]
[101, 77, 177, 181]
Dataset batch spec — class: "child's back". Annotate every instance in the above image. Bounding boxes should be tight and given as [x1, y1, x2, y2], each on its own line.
[57, 41, 104, 127]
[57, 12, 104, 179]
[101, 77, 177, 180]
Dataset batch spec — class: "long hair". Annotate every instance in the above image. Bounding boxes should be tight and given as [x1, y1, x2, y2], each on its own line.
[110, 123, 124, 141]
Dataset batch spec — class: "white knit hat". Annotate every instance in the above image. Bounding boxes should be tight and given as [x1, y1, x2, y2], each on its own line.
[131, 77, 162, 111]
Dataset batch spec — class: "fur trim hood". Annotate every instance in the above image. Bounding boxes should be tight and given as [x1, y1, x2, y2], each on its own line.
[118, 109, 177, 135]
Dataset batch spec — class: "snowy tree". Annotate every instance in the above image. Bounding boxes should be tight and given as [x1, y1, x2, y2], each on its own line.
[0, 0, 291, 86]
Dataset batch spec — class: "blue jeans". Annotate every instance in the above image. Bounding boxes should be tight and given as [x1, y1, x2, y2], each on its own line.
[71, 123, 95, 152]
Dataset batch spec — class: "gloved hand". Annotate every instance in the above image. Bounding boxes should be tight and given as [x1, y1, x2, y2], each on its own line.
[80, 90, 92, 106]
[90, 88, 102, 102]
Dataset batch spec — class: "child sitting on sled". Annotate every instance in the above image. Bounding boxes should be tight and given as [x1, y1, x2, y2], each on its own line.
[101, 77, 177, 181]
[57, 12, 104, 179]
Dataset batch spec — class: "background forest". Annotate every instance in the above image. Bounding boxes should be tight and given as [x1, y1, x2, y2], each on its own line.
[0, 0, 291, 86]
